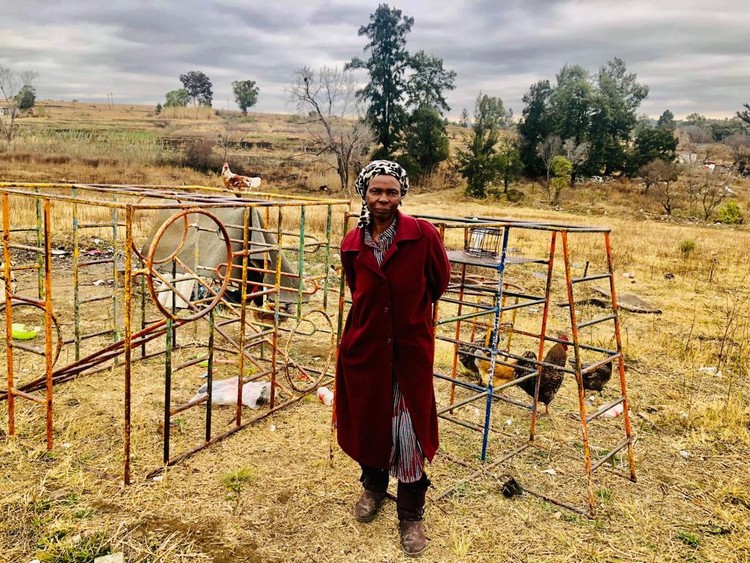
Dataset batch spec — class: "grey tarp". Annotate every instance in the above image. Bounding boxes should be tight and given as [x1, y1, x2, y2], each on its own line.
[140, 203, 303, 304]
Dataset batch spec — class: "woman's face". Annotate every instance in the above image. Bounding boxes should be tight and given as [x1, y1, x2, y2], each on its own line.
[365, 175, 401, 222]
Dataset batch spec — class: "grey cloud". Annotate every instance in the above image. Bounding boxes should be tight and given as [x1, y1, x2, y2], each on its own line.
[0, 0, 747, 117]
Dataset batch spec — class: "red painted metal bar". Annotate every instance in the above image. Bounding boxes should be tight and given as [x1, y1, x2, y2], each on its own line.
[236, 207, 251, 426]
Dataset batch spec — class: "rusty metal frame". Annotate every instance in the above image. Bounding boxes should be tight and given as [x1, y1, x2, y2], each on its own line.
[0, 182, 349, 484]
[335, 211, 636, 518]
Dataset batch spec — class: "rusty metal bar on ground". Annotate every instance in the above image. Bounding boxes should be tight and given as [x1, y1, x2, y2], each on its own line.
[435, 444, 531, 501]
[145, 390, 315, 480]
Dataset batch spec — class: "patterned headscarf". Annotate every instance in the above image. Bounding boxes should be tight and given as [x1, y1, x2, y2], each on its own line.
[353, 160, 410, 229]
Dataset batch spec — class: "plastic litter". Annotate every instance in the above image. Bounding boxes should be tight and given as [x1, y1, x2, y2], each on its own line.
[603, 403, 625, 417]
[190, 378, 270, 409]
[316, 386, 334, 406]
[11, 323, 39, 340]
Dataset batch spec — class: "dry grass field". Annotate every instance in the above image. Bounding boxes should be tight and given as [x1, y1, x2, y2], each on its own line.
[0, 102, 749, 562]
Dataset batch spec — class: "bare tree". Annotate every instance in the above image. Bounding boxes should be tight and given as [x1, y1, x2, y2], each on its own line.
[536, 134, 562, 188]
[724, 133, 750, 175]
[288, 66, 373, 196]
[637, 159, 678, 195]
[653, 169, 680, 216]
[680, 167, 733, 220]
[562, 137, 590, 184]
[0, 66, 38, 147]
[677, 125, 712, 163]
[700, 172, 734, 221]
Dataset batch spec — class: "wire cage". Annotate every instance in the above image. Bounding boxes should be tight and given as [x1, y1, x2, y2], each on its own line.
[465, 226, 502, 258]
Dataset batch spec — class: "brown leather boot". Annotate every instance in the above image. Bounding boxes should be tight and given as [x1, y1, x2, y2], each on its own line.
[399, 519, 427, 557]
[354, 465, 389, 523]
[397, 474, 430, 557]
[354, 489, 387, 522]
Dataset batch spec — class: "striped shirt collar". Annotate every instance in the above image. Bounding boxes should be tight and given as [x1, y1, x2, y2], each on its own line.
[364, 215, 398, 265]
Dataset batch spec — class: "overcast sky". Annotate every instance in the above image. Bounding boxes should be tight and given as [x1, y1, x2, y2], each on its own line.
[1, 0, 747, 120]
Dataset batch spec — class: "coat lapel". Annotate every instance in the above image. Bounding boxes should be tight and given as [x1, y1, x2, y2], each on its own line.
[341, 212, 422, 274]
[341, 226, 384, 278]
[380, 212, 421, 268]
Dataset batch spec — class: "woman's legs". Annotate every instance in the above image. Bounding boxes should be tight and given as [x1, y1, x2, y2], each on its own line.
[354, 464, 389, 522]
[397, 473, 430, 556]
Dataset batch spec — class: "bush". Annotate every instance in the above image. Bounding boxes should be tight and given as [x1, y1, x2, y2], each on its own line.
[679, 239, 696, 259]
[716, 200, 744, 225]
[183, 138, 220, 172]
[506, 187, 525, 203]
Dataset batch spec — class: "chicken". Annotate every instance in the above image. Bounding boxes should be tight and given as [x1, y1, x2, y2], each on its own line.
[221, 162, 261, 191]
[515, 334, 569, 414]
[0, 260, 16, 304]
[457, 329, 517, 389]
[479, 354, 518, 389]
[569, 358, 613, 394]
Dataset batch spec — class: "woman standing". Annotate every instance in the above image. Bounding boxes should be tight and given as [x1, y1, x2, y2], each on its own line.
[335, 160, 450, 556]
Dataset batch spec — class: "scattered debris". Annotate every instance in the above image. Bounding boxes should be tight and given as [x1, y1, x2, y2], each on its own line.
[698, 366, 723, 377]
[190, 378, 271, 409]
[11, 323, 39, 340]
[664, 272, 675, 279]
[94, 553, 124, 563]
[603, 403, 625, 417]
[679, 450, 691, 459]
[542, 468, 557, 476]
[316, 386, 334, 406]
[559, 287, 663, 314]
[500, 476, 524, 498]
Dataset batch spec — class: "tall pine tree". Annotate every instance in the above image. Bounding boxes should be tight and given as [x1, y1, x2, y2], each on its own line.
[346, 4, 413, 157]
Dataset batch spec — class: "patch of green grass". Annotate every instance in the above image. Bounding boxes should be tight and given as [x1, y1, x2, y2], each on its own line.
[677, 530, 701, 547]
[679, 239, 696, 259]
[560, 512, 580, 524]
[221, 467, 254, 495]
[60, 494, 79, 507]
[35, 530, 111, 563]
[72, 508, 94, 519]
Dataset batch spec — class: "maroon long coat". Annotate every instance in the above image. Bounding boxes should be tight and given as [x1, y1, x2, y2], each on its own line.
[335, 212, 450, 468]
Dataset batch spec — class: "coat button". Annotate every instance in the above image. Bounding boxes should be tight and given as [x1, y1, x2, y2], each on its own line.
[384, 306, 389, 313]
[387, 338, 392, 344]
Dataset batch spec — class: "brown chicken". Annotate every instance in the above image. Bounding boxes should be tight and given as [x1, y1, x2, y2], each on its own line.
[514, 334, 569, 414]
[569, 359, 613, 394]
[458, 330, 518, 389]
